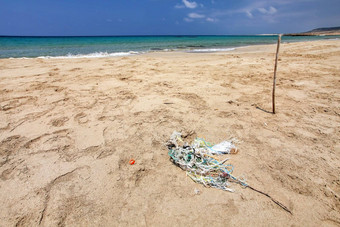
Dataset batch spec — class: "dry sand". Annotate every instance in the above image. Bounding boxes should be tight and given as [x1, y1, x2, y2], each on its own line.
[0, 40, 339, 226]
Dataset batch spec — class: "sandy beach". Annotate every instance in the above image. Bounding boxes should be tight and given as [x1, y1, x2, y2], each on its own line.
[0, 40, 339, 226]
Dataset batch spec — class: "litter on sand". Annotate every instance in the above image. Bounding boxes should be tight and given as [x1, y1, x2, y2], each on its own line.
[166, 131, 293, 214]
[166, 131, 246, 192]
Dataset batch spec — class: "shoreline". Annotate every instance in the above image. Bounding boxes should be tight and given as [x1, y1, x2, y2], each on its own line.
[1, 38, 339, 60]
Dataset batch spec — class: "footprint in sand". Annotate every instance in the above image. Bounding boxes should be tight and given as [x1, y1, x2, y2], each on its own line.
[50, 117, 69, 127]
[176, 92, 207, 108]
[69, 68, 81, 72]
[74, 112, 88, 124]
[0, 135, 25, 167]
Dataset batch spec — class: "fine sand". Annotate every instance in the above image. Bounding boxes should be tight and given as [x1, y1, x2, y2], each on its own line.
[0, 40, 339, 226]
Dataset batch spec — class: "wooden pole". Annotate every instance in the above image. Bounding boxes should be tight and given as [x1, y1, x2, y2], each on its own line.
[272, 34, 282, 114]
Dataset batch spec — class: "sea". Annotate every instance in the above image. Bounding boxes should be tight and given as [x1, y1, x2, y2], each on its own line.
[0, 35, 339, 59]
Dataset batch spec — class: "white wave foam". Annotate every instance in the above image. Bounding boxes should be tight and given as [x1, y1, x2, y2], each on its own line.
[37, 51, 138, 59]
[11, 57, 30, 60]
[189, 48, 235, 53]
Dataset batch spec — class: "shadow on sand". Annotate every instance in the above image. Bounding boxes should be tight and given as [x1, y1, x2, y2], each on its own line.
[256, 106, 274, 114]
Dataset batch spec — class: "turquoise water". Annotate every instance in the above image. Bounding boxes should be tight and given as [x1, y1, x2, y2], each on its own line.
[0, 35, 339, 58]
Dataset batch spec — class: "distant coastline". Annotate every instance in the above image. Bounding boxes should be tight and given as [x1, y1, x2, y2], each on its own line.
[285, 26, 340, 36]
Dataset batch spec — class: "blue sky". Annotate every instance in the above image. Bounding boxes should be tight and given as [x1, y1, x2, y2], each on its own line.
[0, 0, 339, 36]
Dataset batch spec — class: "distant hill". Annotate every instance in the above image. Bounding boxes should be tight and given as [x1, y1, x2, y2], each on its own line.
[286, 26, 340, 36]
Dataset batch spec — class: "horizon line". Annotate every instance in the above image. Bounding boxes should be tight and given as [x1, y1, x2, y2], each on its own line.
[0, 34, 281, 38]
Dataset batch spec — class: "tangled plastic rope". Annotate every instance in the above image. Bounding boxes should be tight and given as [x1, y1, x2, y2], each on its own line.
[167, 131, 246, 192]
[167, 131, 292, 214]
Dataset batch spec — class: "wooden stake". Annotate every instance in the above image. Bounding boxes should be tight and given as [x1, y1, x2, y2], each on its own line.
[272, 34, 282, 114]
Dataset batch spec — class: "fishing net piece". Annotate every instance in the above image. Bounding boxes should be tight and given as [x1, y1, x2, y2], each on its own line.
[167, 131, 247, 192]
[167, 131, 293, 214]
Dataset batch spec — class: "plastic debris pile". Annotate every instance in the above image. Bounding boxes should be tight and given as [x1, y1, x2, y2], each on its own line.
[167, 131, 247, 192]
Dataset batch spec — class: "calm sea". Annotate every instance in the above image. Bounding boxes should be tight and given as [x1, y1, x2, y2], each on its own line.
[0, 35, 338, 59]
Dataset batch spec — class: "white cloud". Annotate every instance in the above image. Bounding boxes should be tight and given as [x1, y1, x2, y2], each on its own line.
[246, 11, 253, 18]
[258, 6, 277, 15]
[206, 17, 216, 22]
[188, 13, 205, 18]
[211, 1, 280, 19]
[258, 8, 267, 14]
[182, 0, 198, 9]
[184, 12, 207, 22]
[269, 7, 277, 14]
